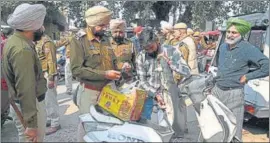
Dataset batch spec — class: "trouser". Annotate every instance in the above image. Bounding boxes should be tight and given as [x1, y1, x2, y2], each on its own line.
[212, 85, 244, 141]
[10, 99, 46, 142]
[65, 58, 72, 92]
[76, 83, 101, 142]
[44, 73, 60, 128]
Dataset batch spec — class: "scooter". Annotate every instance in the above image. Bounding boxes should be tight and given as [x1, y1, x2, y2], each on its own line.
[78, 78, 174, 142]
[79, 74, 240, 142]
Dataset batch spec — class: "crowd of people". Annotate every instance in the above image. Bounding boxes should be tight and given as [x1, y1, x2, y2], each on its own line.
[1, 3, 269, 143]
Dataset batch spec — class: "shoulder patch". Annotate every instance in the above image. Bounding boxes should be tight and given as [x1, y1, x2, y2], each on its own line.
[75, 29, 86, 40]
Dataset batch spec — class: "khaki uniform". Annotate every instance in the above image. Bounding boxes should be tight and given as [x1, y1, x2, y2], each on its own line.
[2, 31, 47, 142]
[110, 38, 135, 79]
[172, 36, 199, 75]
[70, 28, 119, 114]
[36, 35, 60, 128]
[64, 36, 73, 93]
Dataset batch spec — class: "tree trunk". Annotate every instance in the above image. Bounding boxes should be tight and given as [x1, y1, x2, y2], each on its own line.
[152, 1, 173, 22]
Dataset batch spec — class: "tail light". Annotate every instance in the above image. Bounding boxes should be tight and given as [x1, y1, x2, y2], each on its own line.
[245, 105, 255, 115]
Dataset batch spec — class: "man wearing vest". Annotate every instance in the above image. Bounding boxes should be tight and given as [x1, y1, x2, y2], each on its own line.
[2, 3, 47, 142]
[69, 6, 131, 141]
[172, 23, 199, 75]
[35, 33, 61, 135]
[109, 19, 135, 80]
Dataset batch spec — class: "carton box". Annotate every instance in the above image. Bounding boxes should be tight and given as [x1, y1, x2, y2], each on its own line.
[97, 83, 147, 121]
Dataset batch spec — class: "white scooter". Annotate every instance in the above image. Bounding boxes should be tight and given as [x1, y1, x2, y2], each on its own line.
[78, 74, 240, 142]
[78, 79, 174, 142]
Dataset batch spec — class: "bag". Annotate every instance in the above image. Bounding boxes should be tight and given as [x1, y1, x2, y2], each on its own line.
[97, 81, 147, 121]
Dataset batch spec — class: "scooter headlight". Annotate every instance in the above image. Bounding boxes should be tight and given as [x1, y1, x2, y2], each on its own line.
[82, 121, 113, 132]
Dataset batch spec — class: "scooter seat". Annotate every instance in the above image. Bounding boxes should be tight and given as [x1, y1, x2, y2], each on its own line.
[90, 105, 123, 125]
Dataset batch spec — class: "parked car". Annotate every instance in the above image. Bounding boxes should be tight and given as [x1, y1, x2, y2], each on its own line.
[209, 10, 269, 122]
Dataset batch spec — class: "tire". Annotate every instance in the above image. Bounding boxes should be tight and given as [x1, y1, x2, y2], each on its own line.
[168, 84, 188, 138]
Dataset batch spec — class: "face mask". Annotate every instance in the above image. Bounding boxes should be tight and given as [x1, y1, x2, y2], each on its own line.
[33, 29, 44, 42]
[113, 36, 124, 44]
[148, 50, 158, 58]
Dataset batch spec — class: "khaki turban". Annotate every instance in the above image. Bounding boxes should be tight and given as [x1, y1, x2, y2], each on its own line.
[110, 19, 126, 31]
[187, 28, 194, 35]
[160, 21, 173, 31]
[174, 23, 187, 29]
[7, 3, 46, 31]
[85, 6, 112, 27]
[226, 18, 252, 36]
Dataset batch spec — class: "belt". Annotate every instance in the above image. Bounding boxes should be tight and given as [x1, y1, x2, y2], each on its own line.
[216, 84, 242, 91]
[14, 93, 45, 104]
[80, 82, 102, 91]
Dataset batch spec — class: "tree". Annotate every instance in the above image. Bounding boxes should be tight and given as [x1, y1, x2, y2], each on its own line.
[230, 1, 269, 16]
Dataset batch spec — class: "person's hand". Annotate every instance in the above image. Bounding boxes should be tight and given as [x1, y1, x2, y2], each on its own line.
[24, 128, 38, 142]
[240, 75, 247, 84]
[156, 94, 166, 109]
[122, 62, 131, 72]
[48, 80, 55, 89]
[105, 70, 121, 80]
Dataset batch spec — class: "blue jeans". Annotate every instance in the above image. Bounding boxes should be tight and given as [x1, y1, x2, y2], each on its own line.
[141, 97, 154, 120]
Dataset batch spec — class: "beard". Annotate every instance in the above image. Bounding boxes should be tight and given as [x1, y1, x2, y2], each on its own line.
[225, 35, 242, 45]
[93, 30, 105, 38]
[113, 36, 124, 44]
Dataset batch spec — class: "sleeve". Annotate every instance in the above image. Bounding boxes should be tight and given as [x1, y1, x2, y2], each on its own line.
[136, 53, 157, 95]
[70, 37, 107, 80]
[178, 44, 189, 63]
[11, 48, 38, 128]
[44, 42, 57, 81]
[245, 46, 269, 81]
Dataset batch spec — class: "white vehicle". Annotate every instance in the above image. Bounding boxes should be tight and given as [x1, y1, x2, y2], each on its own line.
[78, 74, 240, 142]
[209, 10, 269, 121]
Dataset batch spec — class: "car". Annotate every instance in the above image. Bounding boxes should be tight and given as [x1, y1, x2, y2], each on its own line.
[209, 10, 269, 122]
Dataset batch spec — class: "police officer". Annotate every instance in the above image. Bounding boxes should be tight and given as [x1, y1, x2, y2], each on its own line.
[173, 23, 199, 75]
[2, 3, 47, 142]
[170, 22, 198, 138]
[69, 6, 130, 141]
[109, 19, 135, 80]
[35, 33, 61, 135]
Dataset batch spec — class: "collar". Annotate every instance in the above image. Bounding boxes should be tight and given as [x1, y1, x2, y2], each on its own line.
[86, 28, 103, 43]
[13, 31, 35, 47]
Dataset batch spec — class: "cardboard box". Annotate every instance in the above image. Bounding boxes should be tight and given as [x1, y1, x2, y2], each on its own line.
[97, 83, 147, 121]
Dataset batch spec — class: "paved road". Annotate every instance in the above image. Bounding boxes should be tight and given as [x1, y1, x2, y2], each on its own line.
[1, 81, 269, 142]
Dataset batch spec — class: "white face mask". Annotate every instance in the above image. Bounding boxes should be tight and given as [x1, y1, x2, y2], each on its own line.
[225, 35, 242, 45]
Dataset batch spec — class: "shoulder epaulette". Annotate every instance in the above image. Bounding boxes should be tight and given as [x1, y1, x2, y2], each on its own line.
[75, 29, 86, 40]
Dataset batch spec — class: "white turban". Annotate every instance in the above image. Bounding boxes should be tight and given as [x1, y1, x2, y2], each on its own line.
[110, 19, 126, 31]
[160, 21, 173, 31]
[7, 3, 46, 31]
